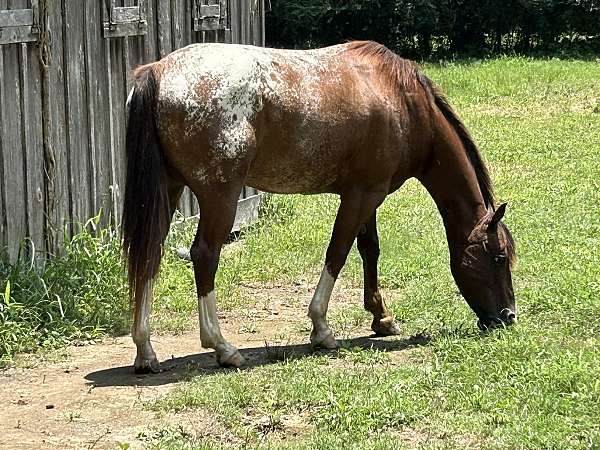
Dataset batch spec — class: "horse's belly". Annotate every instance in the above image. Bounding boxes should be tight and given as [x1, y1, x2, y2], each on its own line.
[245, 107, 359, 194]
[245, 157, 339, 194]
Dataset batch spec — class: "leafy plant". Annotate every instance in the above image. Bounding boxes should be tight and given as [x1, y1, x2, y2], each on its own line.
[0, 214, 128, 365]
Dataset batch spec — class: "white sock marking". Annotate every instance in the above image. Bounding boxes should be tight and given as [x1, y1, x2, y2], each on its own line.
[309, 266, 336, 333]
[198, 290, 227, 349]
[132, 283, 155, 360]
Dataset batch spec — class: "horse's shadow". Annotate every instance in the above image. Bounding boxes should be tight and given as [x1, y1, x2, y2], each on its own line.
[84, 333, 430, 388]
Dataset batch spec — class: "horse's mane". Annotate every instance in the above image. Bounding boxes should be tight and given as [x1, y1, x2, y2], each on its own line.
[346, 40, 420, 90]
[346, 41, 515, 264]
[346, 40, 495, 208]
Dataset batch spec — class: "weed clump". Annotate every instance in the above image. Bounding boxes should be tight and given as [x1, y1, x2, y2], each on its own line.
[0, 216, 128, 365]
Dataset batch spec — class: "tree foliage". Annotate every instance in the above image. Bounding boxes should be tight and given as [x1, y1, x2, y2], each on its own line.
[266, 0, 600, 57]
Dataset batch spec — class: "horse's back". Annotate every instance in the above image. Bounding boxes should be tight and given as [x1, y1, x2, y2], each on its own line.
[154, 43, 409, 194]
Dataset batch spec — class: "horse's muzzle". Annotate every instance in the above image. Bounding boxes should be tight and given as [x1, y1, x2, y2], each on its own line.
[477, 309, 517, 330]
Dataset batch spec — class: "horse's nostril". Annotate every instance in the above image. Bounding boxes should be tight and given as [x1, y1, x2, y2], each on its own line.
[498, 308, 517, 325]
[505, 311, 517, 325]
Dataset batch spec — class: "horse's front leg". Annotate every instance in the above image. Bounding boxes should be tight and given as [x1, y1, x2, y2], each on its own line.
[357, 213, 401, 336]
[191, 185, 245, 368]
[309, 189, 387, 349]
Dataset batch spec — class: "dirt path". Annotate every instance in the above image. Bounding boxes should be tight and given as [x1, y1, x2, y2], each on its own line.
[0, 284, 421, 449]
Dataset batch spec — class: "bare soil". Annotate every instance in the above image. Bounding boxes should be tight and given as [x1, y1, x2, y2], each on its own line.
[0, 284, 423, 449]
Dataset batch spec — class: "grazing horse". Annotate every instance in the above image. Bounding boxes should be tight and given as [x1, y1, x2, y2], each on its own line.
[122, 41, 516, 373]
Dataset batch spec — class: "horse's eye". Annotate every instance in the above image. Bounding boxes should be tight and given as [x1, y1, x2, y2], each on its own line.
[493, 254, 507, 265]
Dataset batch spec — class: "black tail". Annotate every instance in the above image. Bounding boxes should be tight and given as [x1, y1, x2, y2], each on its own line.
[416, 72, 495, 209]
[122, 64, 170, 305]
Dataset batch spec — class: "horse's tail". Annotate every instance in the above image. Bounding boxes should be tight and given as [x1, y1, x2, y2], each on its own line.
[122, 63, 170, 306]
[416, 71, 495, 209]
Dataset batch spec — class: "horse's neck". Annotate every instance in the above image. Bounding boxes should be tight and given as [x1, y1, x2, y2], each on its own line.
[418, 140, 487, 257]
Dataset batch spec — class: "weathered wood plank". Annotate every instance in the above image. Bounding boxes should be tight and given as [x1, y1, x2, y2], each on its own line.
[260, 0, 266, 46]
[108, 39, 127, 226]
[0, 46, 6, 254]
[0, 0, 5, 251]
[123, 0, 145, 69]
[172, 0, 184, 47]
[94, 3, 116, 228]
[43, 0, 69, 251]
[230, 0, 240, 43]
[19, 42, 45, 258]
[103, 0, 147, 38]
[0, 41, 27, 260]
[84, 0, 102, 217]
[0, 24, 37, 44]
[0, 8, 32, 27]
[157, 0, 172, 57]
[103, 21, 147, 38]
[185, 0, 193, 46]
[144, 0, 158, 61]
[111, 5, 140, 23]
[122, 2, 139, 69]
[241, 0, 248, 44]
[1, 0, 38, 48]
[253, 0, 264, 45]
[63, 0, 92, 230]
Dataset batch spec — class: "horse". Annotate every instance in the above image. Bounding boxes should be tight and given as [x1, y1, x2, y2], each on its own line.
[122, 41, 517, 373]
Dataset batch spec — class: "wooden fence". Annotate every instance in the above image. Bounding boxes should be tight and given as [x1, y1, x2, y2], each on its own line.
[0, 0, 266, 262]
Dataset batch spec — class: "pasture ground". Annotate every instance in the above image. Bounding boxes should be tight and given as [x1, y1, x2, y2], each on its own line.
[1, 57, 599, 449]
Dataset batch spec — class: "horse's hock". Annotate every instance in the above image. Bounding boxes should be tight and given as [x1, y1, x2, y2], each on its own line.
[0, 0, 266, 261]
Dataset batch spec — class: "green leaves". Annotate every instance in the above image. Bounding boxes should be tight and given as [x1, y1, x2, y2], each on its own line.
[0, 222, 128, 364]
[3, 280, 9, 307]
[267, 0, 600, 58]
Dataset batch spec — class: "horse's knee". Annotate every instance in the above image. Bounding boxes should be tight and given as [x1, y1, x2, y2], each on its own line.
[190, 241, 219, 295]
[325, 246, 350, 277]
[190, 240, 212, 265]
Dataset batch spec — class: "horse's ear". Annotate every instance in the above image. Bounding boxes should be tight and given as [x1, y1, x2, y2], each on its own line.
[488, 203, 507, 230]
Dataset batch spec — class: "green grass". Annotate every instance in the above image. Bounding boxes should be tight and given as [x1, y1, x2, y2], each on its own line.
[1, 56, 599, 447]
[147, 57, 600, 449]
[0, 215, 129, 365]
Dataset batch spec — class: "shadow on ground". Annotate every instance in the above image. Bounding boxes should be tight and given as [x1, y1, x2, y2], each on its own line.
[85, 333, 431, 388]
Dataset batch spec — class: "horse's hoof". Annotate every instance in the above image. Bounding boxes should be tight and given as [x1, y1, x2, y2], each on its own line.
[371, 317, 401, 336]
[310, 330, 339, 350]
[134, 356, 161, 374]
[218, 350, 246, 368]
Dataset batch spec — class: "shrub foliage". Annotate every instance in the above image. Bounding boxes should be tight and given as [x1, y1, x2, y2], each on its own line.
[267, 0, 600, 57]
[0, 216, 129, 364]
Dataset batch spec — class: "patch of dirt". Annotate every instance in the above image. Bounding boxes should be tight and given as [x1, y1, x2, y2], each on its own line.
[0, 284, 424, 449]
[391, 426, 482, 449]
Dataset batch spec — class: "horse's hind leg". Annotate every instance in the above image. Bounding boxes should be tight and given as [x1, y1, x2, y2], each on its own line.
[357, 214, 400, 336]
[190, 183, 245, 367]
[309, 189, 387, 349]
[133, 179, 183, 373]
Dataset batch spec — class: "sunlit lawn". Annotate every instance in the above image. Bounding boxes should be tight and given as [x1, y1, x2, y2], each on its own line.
[145, 57, 600, 449]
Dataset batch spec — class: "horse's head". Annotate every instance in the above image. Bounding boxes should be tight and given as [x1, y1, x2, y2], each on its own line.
[451, 203, 517, 329]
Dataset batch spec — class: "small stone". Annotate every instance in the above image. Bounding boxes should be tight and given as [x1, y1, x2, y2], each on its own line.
[45, 404, 54, 410]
